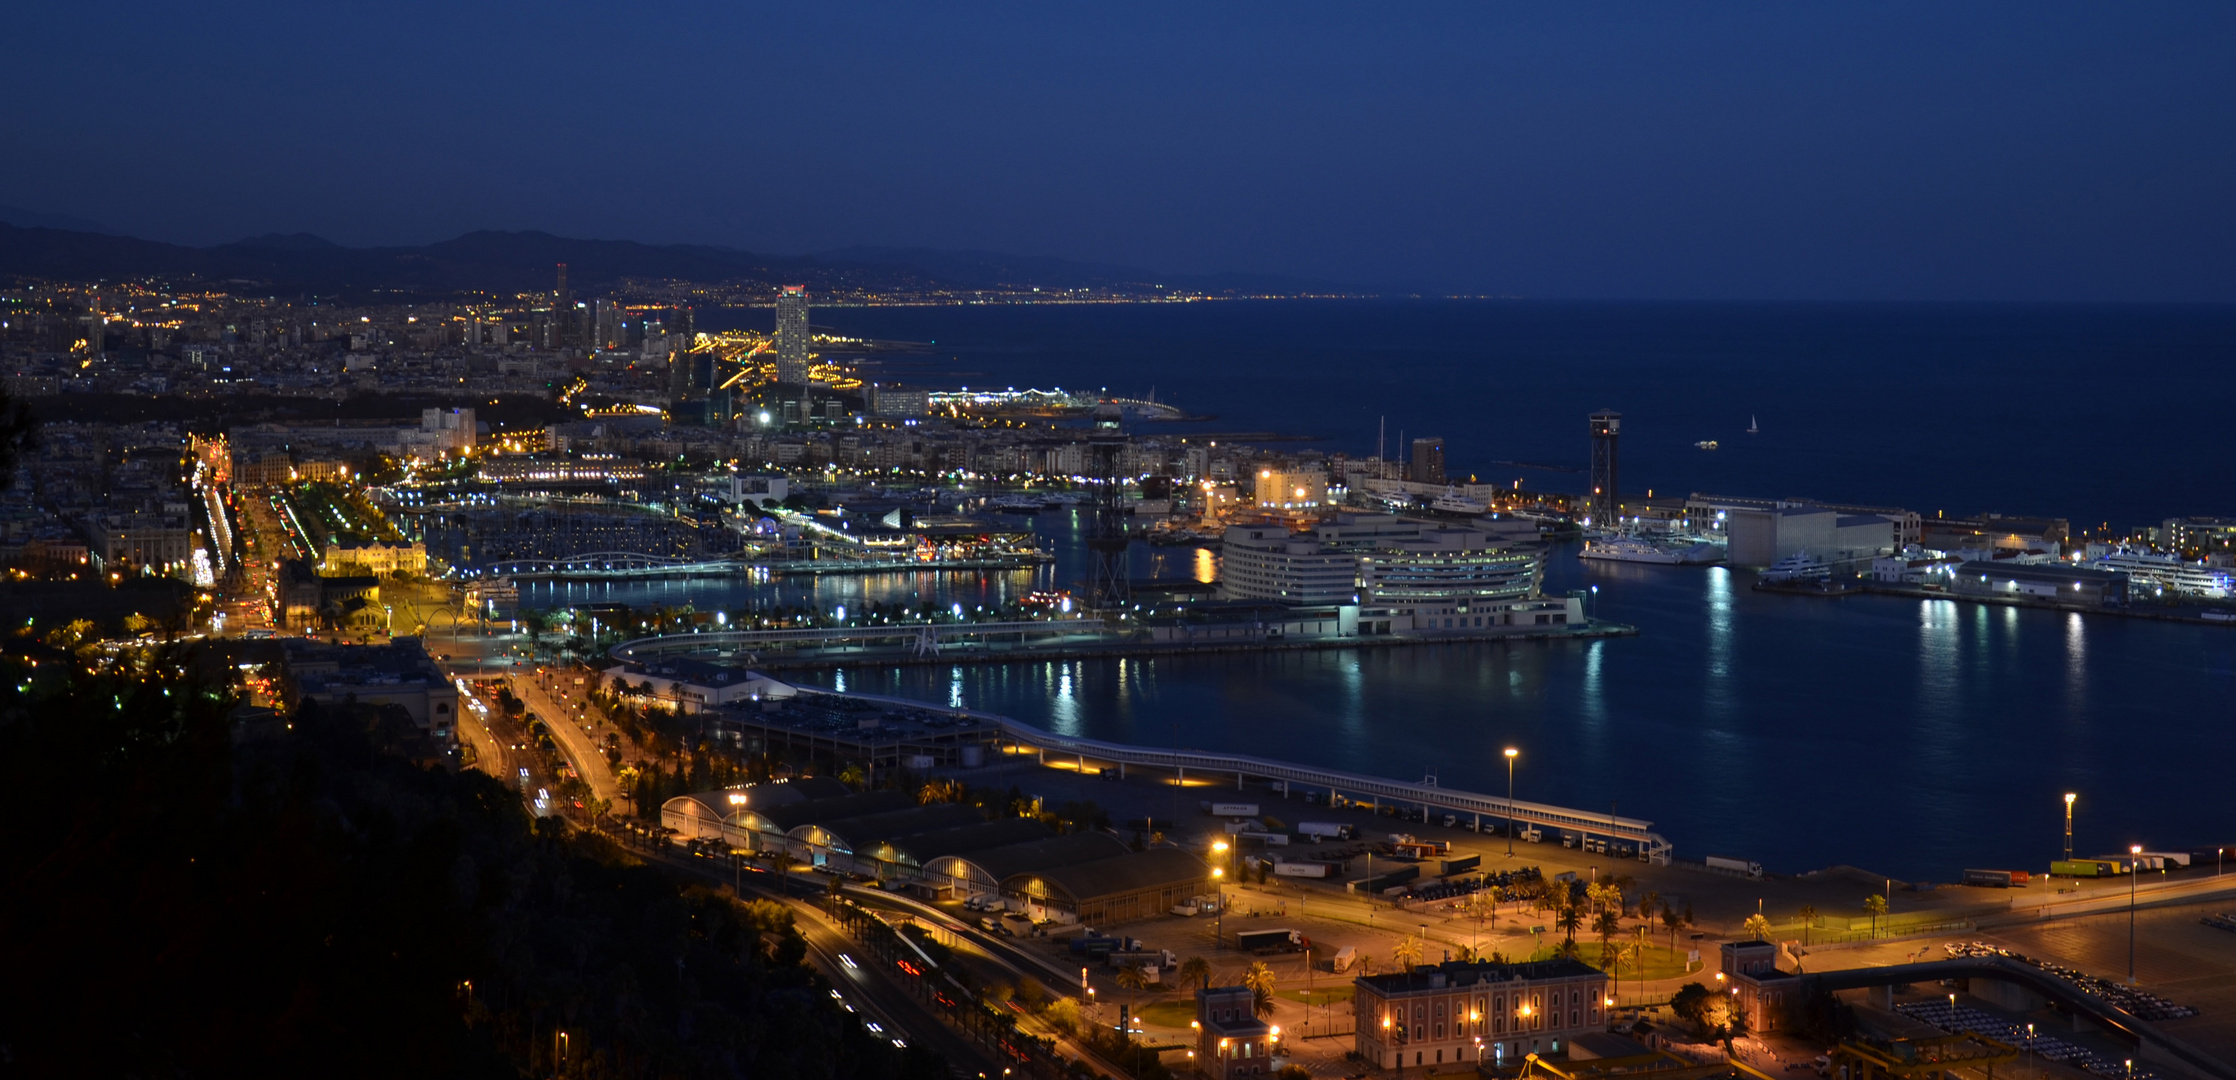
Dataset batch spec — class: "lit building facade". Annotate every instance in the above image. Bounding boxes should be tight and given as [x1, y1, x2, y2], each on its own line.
[1355, 958, 1608, 1072]
[775, 285, 811, 384]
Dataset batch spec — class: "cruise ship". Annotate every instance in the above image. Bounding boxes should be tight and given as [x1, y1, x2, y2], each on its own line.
[1579, 535, 1724, 565]
[2090, 548, 2234, 599]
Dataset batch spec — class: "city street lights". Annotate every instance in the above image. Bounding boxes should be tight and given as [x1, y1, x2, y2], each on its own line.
[2129, 843, 2143, 985]
[1504, 748, 1520, 856]
[2064, 793, 2076, 863]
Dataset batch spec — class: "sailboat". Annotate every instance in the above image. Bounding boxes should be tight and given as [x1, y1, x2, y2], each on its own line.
[1746, 414, 1759, 435]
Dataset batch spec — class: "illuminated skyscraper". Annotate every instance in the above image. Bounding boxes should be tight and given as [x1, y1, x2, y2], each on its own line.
[774, 285, 810, 384]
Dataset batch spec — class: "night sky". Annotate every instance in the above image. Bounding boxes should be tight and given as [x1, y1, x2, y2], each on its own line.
[7, 2, 2236, 300]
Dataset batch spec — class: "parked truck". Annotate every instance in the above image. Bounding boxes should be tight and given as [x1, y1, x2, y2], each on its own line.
[1328, 945, 1358, 973]
[2050, 859, 2122, 878]
[1108, 948, 1178, 972]
[1394, 840, 1451, 859]
[1704, 855, 1764, 879]
[1234, 928, 1309, 955]
[1202, 801, 1260, 817]
[1068, 935, 1131, 957]
[1297, 822, 1355, 841]
[1962, 869, 2026, 888]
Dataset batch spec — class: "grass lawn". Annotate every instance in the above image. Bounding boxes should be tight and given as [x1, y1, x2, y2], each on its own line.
[1276, 986, 1354, 1007]
[1136, 1000, 1199, 1029]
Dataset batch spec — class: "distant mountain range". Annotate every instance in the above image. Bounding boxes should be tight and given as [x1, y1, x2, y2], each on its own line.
[0, 213, 1375, 298]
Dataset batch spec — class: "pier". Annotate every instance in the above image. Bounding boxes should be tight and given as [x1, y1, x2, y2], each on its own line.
[710, 683, 1675, 862]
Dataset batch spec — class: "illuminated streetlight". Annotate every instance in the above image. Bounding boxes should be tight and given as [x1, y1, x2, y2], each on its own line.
[1504, 748, 1520, 856]
[2064, 793, 2077, 863]
[2130, 844, 2143, 985]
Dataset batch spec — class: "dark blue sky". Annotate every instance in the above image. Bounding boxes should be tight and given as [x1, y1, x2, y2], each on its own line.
[7, 3, 2236, 300]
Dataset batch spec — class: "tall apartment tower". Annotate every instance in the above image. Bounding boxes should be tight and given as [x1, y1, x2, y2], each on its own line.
[774, 285, 811, 384]
[1588, 409, 1621, 525]
[1409, 436, 1446, 485]
[553, 264, 572, 346]
[85, 295, 104, 360]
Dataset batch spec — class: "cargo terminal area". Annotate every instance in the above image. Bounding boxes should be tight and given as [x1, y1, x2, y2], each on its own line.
[648, 678, 2236, 1077]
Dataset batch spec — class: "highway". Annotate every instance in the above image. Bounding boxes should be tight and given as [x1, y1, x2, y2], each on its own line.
[515, 663, 623, 805]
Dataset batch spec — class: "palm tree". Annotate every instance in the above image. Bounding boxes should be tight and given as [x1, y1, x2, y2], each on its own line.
[1864, 894, 1888, 939]
[1741, 913, 1771, 941]
[1392, 934, 1424, 971]
[1244, 961, 1277, 1018]
[1660, 903, 1682, 960]
[1179, 955, 1213, 993]
[1115, 964, 1149, 1029]
[1797, 904, 1818, 946]
[1556, 901, 1584, 948]
[1594, 911, 1622, 969]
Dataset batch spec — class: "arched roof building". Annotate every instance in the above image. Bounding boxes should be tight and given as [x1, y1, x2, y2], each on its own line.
[1006, 847, 1212, 925]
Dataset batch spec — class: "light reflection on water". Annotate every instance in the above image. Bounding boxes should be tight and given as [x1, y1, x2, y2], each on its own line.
[540, 522, 2236, 880]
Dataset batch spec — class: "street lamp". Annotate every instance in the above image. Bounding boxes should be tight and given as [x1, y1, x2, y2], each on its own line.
[1211, 846, 1228, 950]
[2064, 793, 2076, 863]
[1504, 748, 1520, 856]
[2129, 843, 2143, 985]
[727, 792, 748, 893]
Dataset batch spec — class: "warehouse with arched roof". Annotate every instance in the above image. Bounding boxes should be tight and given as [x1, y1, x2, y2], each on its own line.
[922, 832, 1130, 902]
[661, 777, 850, 846]
[787, 802, 984, 878]
[1006, 847, 1213, 925]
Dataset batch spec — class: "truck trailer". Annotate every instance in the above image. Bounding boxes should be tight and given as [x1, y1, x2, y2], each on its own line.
[1297, 822, 1355, 841]
[1233, 928, 1309, 954]
[1704, 855, 1764, 879]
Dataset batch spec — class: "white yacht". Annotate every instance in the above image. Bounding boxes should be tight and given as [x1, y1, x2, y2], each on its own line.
[1694, 440, 1719, 450]
[1762, 551, 1832, 582]
[1580, 535, 1724, 565]
[2091, 548, 2234, 599]
[1430, 493, 1488, 514]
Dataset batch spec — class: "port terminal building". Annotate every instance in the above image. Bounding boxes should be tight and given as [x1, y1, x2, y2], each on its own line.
[1686, 495, 1904, 569]
[1216, 513, 1579, 634]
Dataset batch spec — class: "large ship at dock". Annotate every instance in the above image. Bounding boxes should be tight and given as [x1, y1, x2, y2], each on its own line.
[1578, 535, 1724, 565]
[2088, 548, 2234, 599]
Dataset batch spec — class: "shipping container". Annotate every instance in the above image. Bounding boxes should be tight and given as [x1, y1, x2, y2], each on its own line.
[1441, 854, 1482, 875]
[2050, 859, 2121, 878]
[1962, 869, 2017, 888]
[1202, 802, 1260, 817]
[1274, 861, 1334, 879]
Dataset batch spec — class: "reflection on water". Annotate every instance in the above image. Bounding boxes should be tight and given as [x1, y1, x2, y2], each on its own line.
[561, 521, 2236, 880]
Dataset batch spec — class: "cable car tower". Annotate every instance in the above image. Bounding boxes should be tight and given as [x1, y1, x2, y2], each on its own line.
[1085, 402, 1132, 609]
